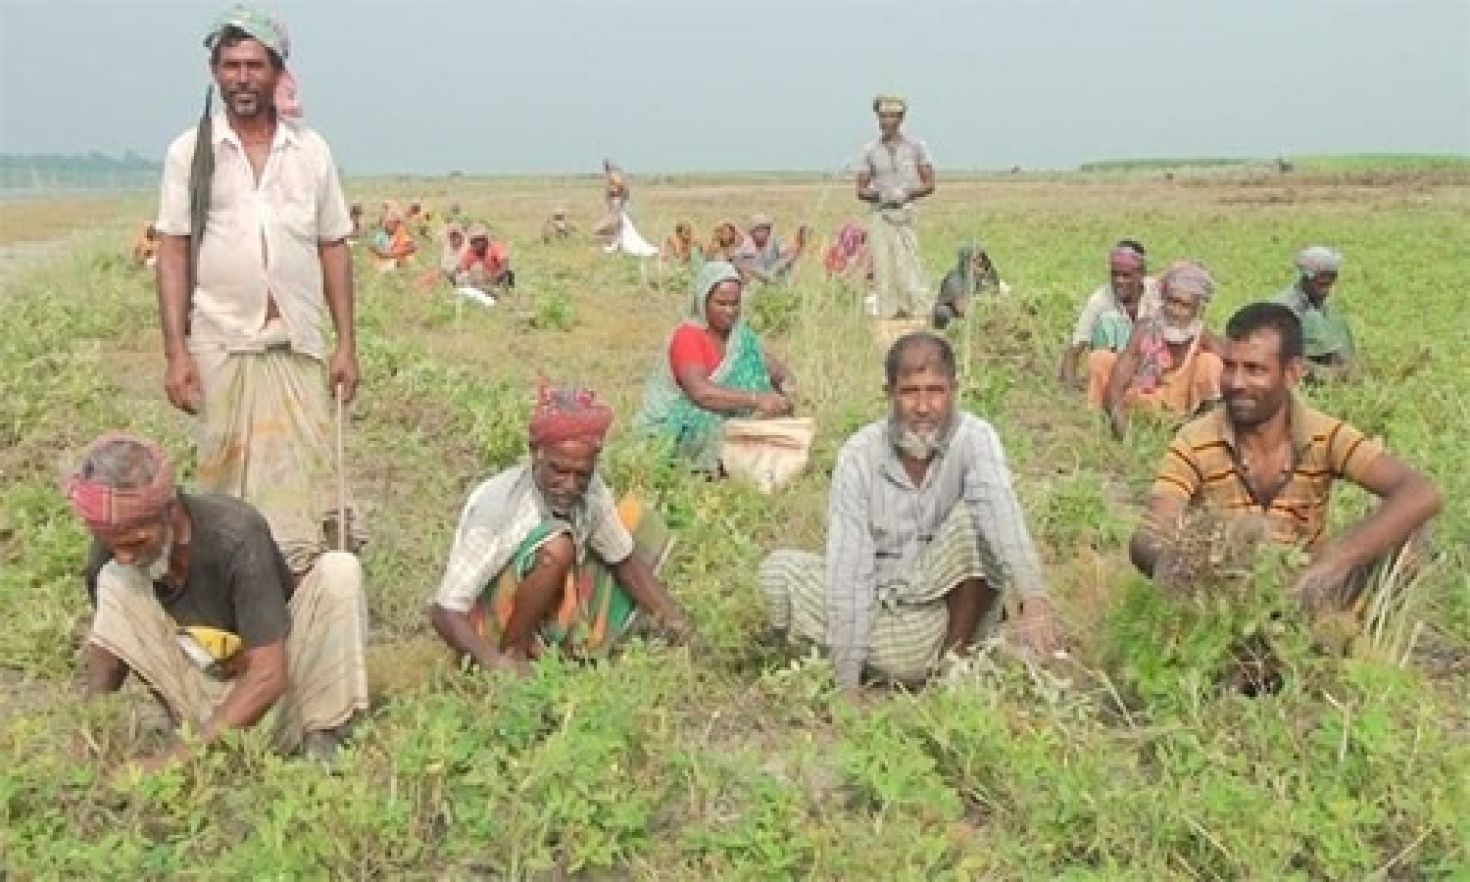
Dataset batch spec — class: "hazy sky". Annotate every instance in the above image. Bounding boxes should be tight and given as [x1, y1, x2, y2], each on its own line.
[2, 0, 1467, 174]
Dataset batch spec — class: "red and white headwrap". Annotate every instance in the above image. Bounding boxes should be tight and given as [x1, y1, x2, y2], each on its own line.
[528, 382, 614, 450]
[62, 433, 177, 536]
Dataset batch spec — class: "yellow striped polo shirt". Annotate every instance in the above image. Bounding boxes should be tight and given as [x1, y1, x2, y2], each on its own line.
[1149, 396, 1384, 550]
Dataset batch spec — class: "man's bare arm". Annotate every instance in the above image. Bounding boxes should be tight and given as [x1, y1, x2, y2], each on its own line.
[1104, 334, 1143, 414]
[910, 163, 936, 200]
[157, 234, 202, 414]
[1317, 455, 1442, 574]
[1130, 494, 1186, 578]
[1104, 335, 1145, 438]
[319, 239, 359, 403]
[1059, 341, 1087, 385]
[428, 604, 521, 672]
[610, 555, 695, 639]
[84, 643, 129, 696]
[198, 641, 288, 743]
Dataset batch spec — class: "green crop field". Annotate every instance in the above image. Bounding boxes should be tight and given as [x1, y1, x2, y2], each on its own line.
[2, 163, 1468, 878]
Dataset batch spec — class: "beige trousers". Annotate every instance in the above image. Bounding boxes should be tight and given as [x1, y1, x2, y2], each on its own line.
[89, 552, 370, 752]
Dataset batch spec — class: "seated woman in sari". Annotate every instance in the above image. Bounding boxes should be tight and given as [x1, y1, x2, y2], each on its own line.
[824, 220, 872, 288]
[638, 261, 796, 472]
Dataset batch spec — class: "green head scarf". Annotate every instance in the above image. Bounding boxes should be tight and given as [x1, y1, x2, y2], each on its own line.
[203, 4, 289, 60]
[954, 240, 987, 291]
[689, 260, 742, 326]
[955, 242, 975, 280]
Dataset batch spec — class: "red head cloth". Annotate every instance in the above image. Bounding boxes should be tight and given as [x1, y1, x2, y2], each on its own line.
[62, 433, 177, 536]
[528, 382, 614, 449]
[1108, 246, 1145, 273]
[275, 67, 303, 119]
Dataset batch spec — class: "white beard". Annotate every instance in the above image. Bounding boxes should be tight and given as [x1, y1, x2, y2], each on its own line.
[135, 530, 173, 583]
[895, 425, 941, 460]
[1162, 319, 1202, 345]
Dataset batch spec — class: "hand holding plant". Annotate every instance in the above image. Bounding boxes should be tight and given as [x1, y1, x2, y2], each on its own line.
[1015, 596, 1064, 659]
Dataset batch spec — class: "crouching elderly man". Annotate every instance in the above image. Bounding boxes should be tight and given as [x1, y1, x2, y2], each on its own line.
[1097, 261, 1224, 437]
[70, 433, 369, 764]
[759, 334, 1061, 691]
[429, 384, 696, 671]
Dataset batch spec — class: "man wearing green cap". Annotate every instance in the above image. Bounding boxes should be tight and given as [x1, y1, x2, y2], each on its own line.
[856, 95, 936, 320]
[153, 5, 361, 577]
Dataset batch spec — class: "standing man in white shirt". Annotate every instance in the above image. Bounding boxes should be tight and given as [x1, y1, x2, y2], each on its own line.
[855, 95, 936, 320]
[154, 5, 361, 576]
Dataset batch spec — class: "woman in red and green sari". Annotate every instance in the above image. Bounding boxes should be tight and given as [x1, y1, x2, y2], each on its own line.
[637, 261, 796, 472]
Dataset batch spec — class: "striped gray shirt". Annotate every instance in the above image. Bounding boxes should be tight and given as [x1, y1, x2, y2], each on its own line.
[825, 412, 1046, 685]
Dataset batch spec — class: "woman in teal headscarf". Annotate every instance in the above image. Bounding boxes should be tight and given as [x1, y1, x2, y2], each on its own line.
[638, 261, 795, 471]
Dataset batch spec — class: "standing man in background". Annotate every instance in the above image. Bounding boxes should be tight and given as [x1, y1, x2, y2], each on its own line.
[855, 95, 937, 320]
[154, 5, 362, 576]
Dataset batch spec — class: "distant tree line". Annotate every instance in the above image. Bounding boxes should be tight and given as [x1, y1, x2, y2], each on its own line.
[1078, 157, 1253, 173]
[0, 152, 161, 191]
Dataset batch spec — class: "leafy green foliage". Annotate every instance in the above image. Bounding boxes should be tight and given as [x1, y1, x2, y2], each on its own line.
[2, 170, 1467, 877]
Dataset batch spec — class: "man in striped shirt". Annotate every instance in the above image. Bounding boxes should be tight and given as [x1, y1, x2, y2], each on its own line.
[1130, 303, 1440, 612]
[760, 333, 1061, 692]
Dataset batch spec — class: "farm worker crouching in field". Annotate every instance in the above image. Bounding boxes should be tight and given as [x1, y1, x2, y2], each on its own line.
[704, 220, 743, 265]
[663, 221, 698, 264]
[732, 213, 808, 286]
[415, 221, 466, 290]
[637, 261, 798, 474]
[429, 384, 697, 671]
[759, 333, 1063, 692]
[856, 95, 936, 320]
[71, 434, 369, 765]
[155, 5, 365, 578]
[132, 222, 162, 268]
[1058, 240, 1161, 388]
[369, 208, 417, 272]
[1130, 303, 1441, 616]
[404, 199, 433, 239]
[932, 241, 1006, 329]
[1274, 246, 1355, 380]
[347, 203, 364, 244]
[455, 224, 515, 294]
[541, 205, 576, 244]
[1096, 261, 1225, 437]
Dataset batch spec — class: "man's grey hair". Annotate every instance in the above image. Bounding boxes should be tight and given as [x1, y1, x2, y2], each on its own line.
[884, 332, 957, 386]
[75, 436, 160, 489]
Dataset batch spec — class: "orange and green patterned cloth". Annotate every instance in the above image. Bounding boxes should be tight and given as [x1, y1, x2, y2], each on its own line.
[468, 496, 673, 657]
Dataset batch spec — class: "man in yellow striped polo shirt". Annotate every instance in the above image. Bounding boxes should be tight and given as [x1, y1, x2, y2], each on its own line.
[1130, 303, 1441, 613]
